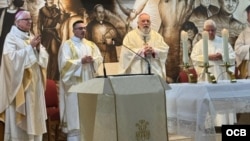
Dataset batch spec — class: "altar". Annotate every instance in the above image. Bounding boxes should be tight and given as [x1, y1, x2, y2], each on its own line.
[69, 74, 170, 141]
[166, 79, 250, 141]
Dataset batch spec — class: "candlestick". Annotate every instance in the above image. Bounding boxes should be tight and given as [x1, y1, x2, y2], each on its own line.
[181, 30, 189, 64]
[222, 28, 229, 63]
[202, 31, 209, 63]
[199, 63, 217, 83]
[220, 62, 236, 83]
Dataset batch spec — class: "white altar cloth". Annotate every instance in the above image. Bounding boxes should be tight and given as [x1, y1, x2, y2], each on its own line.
[166, 79, 250, 141]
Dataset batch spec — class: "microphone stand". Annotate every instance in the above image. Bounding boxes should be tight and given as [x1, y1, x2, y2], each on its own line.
[143, 36, 151, 75]
[123, 44, 152, 75]
[103, 61, 107, 78]
[102, 37, 108, 78]
[101, 27, 114, 78]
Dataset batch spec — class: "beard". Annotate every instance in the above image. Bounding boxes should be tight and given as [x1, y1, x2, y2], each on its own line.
[141, 27, 151, 34]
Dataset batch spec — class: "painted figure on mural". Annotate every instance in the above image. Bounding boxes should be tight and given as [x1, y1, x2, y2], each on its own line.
[37, 0, 69, 80]
[189, 0, 220, 33]
[0, 0, 24, 65]
[82, 0, 127, 38]
[210, 0, 246, 47]
[180, 21, 199, 64]
[86, 4, 122, 62]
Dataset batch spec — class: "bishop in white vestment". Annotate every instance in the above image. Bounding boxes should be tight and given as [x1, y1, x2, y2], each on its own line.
[0, 11, 48, 141]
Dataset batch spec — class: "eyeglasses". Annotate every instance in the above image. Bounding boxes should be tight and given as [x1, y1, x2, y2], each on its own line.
[74, 27, 86, 30]
[20, 18, 32, 22]
[204, 29, 216, 32]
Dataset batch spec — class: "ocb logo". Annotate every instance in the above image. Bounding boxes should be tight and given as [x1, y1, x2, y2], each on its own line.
[226, 129, 246, 136]
[222, 125, 250, 141]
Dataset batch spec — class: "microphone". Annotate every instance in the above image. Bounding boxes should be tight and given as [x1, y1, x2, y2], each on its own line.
[101, 36, 115, 78]
[122, 44, 152, 75]
[102, 42, 108, 78]
[143, 36, 147, 44]
[103, 62, 107, 78]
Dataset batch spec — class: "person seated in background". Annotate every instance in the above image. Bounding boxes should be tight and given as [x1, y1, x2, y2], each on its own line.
[191, 19, 235, 82]
[234, 5, 250, 79]
[118, 13, 169, 81]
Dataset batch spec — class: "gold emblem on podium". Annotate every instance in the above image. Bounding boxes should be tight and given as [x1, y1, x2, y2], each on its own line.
[136, 120, 150, 141]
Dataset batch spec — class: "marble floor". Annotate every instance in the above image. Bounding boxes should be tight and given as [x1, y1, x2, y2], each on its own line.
[42, 132, 222, 141]
[169, 134, 222, 141]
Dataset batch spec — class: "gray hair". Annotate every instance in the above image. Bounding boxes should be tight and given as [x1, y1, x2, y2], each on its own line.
[203, 19, 216, 28]
[137, 13, 150, 23]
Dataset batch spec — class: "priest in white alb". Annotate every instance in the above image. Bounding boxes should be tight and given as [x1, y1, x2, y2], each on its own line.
[118, 13, 169, 80]
[191, 19, 235, 82]
[58, 20, 103, 141]
[234, 5, 250, 79]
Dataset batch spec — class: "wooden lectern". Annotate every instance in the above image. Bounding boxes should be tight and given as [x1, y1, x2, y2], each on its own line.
[69, 74, 170, 141]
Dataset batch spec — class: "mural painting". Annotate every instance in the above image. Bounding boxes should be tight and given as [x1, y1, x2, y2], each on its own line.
[0, 0, 250, 82]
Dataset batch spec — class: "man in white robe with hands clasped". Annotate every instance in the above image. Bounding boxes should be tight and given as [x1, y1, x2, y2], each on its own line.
[119, 13, 169, 81]
[191, 19, 235, 82]
[58, 20, 103, 141]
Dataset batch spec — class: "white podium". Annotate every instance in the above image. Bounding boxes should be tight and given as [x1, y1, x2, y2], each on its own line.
[69, 74, 170, 141]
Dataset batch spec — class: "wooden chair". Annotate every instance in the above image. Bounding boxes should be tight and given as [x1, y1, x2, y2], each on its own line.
[0, 121, 4, 141]
[177, 68, 198, 83]
[45, 79, 60, 141]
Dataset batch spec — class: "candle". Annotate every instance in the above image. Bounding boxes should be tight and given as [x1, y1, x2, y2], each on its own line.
[222, 28, 229, 63]
[202, 31, 209, 63]
[181, 30, 188, 64]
